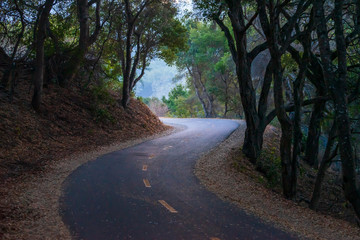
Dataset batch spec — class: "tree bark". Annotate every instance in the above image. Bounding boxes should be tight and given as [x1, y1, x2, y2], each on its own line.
[187, 65, 215, 117]
[310, 121, 338, 210]
[305, 100, 326, 166]
[225, 0, 261, 160]
[304, 54, 327, 167]
[288, 47, 327, 168]
[1, 0, 25, 92]
[120, 0, 150, 108]
[59, 0, 102, 87]
[31, 0, 54, 111]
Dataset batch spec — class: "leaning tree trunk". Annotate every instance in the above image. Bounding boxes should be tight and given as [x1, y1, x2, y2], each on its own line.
[32, 0, 54, 111]
[197, 71, 215, 118]
[192, 72, 209, 117]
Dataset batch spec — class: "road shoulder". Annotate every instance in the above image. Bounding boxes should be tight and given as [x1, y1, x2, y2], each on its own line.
[194, 121, 360, 240]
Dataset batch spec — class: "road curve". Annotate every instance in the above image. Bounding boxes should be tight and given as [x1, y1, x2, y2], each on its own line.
[60, 118, 296, 240]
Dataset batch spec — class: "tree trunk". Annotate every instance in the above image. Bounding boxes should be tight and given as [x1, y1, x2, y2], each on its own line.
[59, 0, 101, 87]
[1, 0, 24, 90]
[121, 22, 133, 108]
[31, 0, 54, 111]
[122, 81, 130, 108]
[233, 24, 260, 160]
[197, 70, 215, 118]
[305, 100, 326, 167]
[310, 121, 337, 210]
[191, 70, 209, 117]
[273, 56, 296, 199]
[304, 55, 326, 167]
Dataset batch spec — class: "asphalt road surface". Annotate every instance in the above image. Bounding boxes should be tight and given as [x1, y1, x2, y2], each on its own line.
[60, 118, 297, 240]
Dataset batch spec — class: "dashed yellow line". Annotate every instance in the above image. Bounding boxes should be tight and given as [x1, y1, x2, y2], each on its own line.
[143, 179, 151, 187]
[158, 200, 178, 213]
[149, 154, 155, 159]
[142, 165, 148, 171]
[162, 145, 173, 151]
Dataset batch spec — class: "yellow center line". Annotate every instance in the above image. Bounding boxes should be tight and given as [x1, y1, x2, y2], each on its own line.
[142, 165, 148, 171]
[143, 179, 151, 187]
[158, 200, 178, 213]
[149, 154, 155, 159]
[163, 145, 173, 151]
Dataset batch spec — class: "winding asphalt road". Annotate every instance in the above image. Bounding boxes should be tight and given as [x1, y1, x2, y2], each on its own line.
[60, 118, 296, 239]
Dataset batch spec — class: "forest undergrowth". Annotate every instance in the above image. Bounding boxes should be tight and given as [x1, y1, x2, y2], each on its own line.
[232, 125, 359, 225]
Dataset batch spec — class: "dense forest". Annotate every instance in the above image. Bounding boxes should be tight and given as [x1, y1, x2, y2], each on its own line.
[1, 0, 360, 230]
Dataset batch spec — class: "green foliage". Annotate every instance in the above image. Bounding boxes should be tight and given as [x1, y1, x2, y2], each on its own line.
[162, 84, 192, 117]
[159, 19, 188, 64]
[92, 107, 115, 124]
[256, 147, 282, 189]
[91, 85, 115, 106]
[89, 84, 116, 124]
[137, 96, 146, 104]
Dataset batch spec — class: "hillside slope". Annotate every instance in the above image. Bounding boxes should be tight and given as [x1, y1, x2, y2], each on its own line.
[0, 79, 169, 183]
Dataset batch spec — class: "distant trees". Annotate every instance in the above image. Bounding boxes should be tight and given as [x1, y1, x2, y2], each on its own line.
[162, 84, 197, 118]
[142, 97, 168, 117]
[175, 21, 241, 118]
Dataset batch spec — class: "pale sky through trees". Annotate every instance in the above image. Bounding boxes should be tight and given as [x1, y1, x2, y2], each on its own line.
[135, 59, 184, 99]
[135, 0, 192, 100]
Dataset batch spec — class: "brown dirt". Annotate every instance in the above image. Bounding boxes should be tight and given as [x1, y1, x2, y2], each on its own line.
[195, 122, 360, 240]
[0, 77, 170, 239]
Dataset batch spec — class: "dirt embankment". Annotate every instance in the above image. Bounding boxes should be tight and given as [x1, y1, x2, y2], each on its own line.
[0, 78, 170, 239]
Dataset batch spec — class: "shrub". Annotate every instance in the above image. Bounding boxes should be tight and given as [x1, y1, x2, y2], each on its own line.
[91, 85, 115, 106]
[92, 107, 115, 124]
[256, 147, 282, 189]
